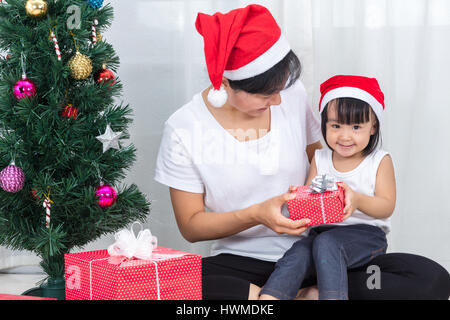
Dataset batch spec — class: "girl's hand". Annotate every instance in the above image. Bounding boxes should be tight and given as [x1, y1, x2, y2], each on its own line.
[337, 182, 359, 220]
[253, 191, 310, 236]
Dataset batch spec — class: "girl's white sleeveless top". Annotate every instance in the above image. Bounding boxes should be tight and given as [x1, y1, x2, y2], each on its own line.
[314, 148, 392, 233]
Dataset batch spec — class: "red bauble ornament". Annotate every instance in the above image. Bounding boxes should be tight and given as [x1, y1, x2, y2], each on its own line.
[95, 66, 115, 85]
[96, 184, 117, 208]
[61, 104, 78, 119]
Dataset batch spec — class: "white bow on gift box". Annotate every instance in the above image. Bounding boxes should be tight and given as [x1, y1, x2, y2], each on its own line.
[107, 222, 158, 260]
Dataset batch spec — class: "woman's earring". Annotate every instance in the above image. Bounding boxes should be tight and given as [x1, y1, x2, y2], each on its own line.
[207, 85, 228, 108]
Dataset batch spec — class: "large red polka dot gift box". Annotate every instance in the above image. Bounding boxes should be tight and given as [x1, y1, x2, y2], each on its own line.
[287, 174, 344, 226]
[64, 223, 201, 300]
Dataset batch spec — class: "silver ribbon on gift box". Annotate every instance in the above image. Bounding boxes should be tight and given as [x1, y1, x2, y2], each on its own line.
[308, 174, 338, 194]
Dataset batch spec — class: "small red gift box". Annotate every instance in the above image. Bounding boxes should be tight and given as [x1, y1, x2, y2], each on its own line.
[287, 185, 345, 226]
[64, 246, 202, 300]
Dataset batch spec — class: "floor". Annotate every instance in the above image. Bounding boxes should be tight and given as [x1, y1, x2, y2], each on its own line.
[0, 267, 46, 295]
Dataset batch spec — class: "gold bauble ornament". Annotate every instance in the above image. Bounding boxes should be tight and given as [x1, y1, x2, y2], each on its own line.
[97, 33, 103, 42]
[25, 0, 48, 19]
[68, 51, 93, 80]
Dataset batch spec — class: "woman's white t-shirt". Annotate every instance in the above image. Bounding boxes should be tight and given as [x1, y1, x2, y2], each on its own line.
[154, 80, 322, 262]
[314, 148, 392, 233]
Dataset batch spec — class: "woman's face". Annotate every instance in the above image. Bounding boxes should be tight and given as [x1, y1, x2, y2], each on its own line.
[229, 90, 282, 116]
[224, 82, 282, 117]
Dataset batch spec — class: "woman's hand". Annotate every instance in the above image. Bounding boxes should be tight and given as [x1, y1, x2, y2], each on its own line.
[252, 189, 310, 236]
[337, 182, 360, 220]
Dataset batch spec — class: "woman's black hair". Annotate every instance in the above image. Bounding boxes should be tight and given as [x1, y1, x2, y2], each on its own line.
[227, 50, 301, 95]
[321, 98, 381, 157]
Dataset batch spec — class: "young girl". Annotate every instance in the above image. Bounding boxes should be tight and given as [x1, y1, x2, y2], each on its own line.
[259, 75, 396, 300]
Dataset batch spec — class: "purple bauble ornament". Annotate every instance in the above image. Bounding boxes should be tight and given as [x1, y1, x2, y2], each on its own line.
[96, 184, 117, 208]
[14, 77, 37, 99]
[0, 164, 26, 193]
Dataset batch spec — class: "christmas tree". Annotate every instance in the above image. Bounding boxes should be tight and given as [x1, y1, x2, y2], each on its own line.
[0, 0, 151, 296]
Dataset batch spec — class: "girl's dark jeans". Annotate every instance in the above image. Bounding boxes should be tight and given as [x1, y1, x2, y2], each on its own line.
[260, 224, 387, 299]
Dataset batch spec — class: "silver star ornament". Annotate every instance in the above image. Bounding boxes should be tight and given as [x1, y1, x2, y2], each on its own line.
[96, 124, 122, 153]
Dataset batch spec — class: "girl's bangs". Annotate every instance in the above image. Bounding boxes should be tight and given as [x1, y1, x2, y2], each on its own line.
[334, 98, 372, 125]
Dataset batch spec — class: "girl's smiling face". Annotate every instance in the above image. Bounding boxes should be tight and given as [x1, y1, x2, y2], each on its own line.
[325, 100, 377, 159]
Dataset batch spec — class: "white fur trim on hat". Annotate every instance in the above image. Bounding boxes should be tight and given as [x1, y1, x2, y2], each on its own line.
[223, 34, 291, 81]
[319, 87, 384, 124]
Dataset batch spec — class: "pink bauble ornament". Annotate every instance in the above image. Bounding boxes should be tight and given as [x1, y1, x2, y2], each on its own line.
[14, 77, 37, 99]
[0, 164, 25, 193]
[96, 184, 117, 208]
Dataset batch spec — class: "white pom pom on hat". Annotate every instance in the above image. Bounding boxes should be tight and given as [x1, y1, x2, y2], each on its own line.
[195, 4, 291, 108]
[207, 86, 228, 108]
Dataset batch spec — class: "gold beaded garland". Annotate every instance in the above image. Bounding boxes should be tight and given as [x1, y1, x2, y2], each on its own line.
[68, 51, 93, 80]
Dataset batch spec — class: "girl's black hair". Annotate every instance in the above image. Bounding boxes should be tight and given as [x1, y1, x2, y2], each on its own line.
[227, 50, 301, 95]
[321, 98, 381, 156]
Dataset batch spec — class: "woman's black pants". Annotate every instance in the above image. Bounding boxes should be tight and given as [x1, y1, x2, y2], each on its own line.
[202, 252, 450, 300]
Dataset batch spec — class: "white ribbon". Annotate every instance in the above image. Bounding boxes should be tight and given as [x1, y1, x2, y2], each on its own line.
[89, 257, 109, 300]
[107, 222, 157, 260]
[319, 192, 327, 224]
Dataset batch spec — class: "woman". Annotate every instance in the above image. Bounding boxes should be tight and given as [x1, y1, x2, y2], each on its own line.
[154, 4, 450, 300]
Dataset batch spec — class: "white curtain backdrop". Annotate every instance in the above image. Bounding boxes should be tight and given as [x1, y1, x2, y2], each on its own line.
[1, 0, 449, 273]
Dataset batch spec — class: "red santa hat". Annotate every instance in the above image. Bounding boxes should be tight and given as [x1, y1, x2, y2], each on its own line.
[195, 4, 291, 107]
[319, 75, 385, 123]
